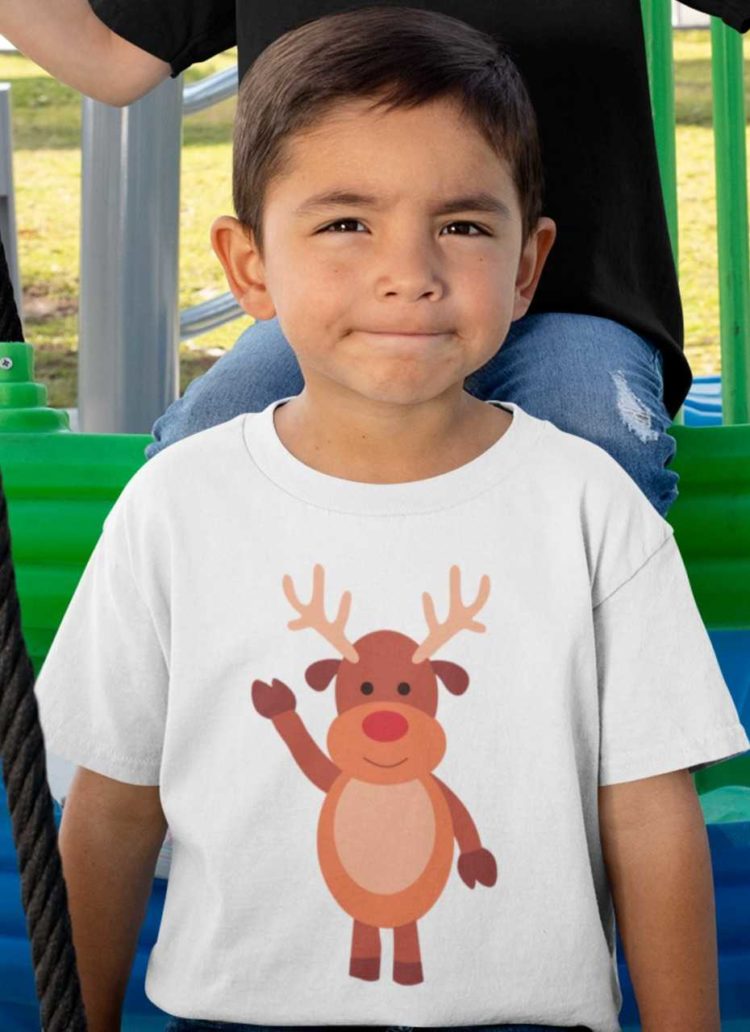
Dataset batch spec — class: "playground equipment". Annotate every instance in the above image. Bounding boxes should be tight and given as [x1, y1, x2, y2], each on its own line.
[78, 65, 239, 433]
[0, 0, 749, 1028]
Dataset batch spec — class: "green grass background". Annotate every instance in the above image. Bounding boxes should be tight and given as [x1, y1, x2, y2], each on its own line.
[2, 30, 749, 407]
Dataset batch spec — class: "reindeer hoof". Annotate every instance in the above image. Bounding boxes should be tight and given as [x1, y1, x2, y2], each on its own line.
[251, 678, 296, 718]
[350, 956, 380, 981]
[393, 960, 423, 985]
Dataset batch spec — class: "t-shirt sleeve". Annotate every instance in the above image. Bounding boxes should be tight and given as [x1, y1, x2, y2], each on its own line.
[33, 488, 168, 786]
[88, 0, 236, 77]
[678, 0, 750, 32]
[595, 532, 750, 786]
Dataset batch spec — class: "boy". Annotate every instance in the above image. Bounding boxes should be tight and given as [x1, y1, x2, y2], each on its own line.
[34, 7, 749, 1032]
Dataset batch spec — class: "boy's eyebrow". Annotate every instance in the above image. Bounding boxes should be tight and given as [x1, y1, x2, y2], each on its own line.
[293, 189, 513, 219]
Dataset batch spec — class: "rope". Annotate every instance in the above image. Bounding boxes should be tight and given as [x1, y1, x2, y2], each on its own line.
[0, 230, 88, 1028]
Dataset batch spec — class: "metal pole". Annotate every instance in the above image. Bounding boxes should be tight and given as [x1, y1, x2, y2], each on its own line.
[0, 84, 22, 318]
[78, 76, 183, 433]
[641, 0, 679, 263]
[641, 0, 684, 425]
[710, 18, 750, 426]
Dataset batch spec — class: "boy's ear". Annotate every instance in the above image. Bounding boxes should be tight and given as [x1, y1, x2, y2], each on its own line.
[512, 216, 557, 321]
[210, 216, 277, 321]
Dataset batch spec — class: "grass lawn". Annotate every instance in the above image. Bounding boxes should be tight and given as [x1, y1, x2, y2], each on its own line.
[2, 29, 749, 408]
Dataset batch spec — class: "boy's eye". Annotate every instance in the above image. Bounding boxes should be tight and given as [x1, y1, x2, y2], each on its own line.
[321, 218, 367, 233]
[318, 219, 487, 235]
[442, 221, 486, 236]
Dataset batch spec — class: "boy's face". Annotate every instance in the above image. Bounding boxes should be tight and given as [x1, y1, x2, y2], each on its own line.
[213, 94, 555, 409]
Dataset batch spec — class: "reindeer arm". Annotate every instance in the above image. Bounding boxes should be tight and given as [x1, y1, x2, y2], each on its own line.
[433, 774, 498, 889]
[432, 774, 482, 852]
[272, 710, 341, 793]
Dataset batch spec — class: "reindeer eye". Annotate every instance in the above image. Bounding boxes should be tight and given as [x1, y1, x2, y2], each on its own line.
[361, 681, 374, 695]
[397, 682, 411, 695]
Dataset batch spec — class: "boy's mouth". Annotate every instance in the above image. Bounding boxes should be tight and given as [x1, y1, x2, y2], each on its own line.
[361, 330, 447, 340]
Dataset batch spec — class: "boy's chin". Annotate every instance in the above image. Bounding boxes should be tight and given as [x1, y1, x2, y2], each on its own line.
[335, 376, 465, 408]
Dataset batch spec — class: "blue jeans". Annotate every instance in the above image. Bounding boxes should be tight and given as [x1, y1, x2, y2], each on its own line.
[164, 1024, 592, 1031]
[148, 311, 679, 517]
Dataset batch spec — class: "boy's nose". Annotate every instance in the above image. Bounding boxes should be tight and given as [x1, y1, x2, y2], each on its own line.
[362, 710, 409, 741]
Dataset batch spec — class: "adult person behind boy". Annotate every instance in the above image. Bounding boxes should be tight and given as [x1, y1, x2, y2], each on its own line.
[33, 8, 749, 1032]
[3, 0, 749, 516]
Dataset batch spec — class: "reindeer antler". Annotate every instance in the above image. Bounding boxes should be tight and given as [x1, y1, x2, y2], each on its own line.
[412, 565, 490, 663]
[282, 564, 359, 662]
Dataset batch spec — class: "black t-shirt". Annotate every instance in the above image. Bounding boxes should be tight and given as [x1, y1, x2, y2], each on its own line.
[88, 0, 750, 418]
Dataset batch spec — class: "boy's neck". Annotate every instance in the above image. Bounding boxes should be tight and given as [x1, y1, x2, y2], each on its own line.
[272, 388, 512, 484]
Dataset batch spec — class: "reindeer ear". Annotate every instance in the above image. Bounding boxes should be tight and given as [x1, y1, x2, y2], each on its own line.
[432, 660, 469, 696]
[305, 658, 341, 691]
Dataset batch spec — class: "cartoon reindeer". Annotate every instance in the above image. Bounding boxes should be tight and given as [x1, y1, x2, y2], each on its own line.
[251, 563, 497, 985]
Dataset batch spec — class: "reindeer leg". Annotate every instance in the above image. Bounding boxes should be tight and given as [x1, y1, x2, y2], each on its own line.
[349, 919, 381, 981]
[393, 920, 423, 985]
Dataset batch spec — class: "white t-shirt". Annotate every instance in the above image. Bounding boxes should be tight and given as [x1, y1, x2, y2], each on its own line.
[34, 398, 749, 1031]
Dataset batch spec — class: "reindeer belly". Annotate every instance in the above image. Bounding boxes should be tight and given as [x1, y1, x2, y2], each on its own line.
[336, 779, 435, 892]
[318, 776, 454, 928]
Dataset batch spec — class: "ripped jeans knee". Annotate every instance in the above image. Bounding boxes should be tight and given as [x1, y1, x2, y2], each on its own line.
[463, 312, 680, 518]
[610, 368, 662, 444]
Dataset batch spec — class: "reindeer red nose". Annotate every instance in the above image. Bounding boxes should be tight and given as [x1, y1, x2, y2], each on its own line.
[362, 710, 409, 742]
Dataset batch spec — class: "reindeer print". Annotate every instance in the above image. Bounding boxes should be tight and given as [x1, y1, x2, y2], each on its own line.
[251, 564, 497, 985]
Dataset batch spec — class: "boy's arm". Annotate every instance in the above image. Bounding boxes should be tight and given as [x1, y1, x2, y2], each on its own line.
[58, 766, 167, 1031]
[0, 0, 170, 106]
[598, 769, 720, 1032]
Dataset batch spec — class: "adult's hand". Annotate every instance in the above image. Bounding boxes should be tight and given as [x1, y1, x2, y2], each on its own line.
[0, 0, 171, 106]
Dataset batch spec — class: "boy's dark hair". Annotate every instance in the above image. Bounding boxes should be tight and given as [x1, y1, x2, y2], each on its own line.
[233, 5, 544, 256]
